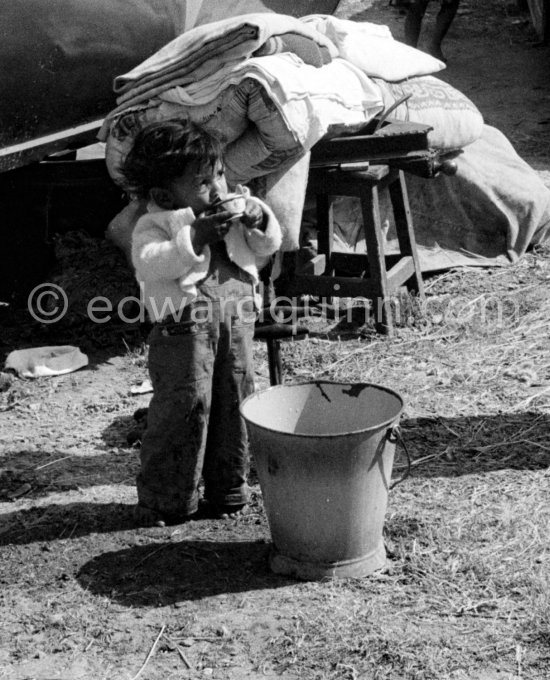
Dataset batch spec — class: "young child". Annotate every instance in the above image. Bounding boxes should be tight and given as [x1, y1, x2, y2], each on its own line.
[121, 119, 282, 527]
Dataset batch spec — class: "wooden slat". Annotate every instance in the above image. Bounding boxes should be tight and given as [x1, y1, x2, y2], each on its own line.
[387, 257, 415, 290]
[298, 254, 327, 276]
[284, 274, 381, 299]
[0, 121, 103, 174]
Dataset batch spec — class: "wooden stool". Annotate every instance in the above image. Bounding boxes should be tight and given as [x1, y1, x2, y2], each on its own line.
[284, 163, 425, 335]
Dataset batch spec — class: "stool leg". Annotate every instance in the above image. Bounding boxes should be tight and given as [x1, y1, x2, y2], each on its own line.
[266, 339, 283, 386]
[275, 251, 298, 299]
[316, 192, 335, 306]
[389, 170, 425, 299]
[316, 193, 334, 274]
[360, 184, 394, 335]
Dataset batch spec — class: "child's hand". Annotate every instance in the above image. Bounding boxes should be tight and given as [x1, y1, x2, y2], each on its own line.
[241, 199, 265, 231]
[192, 211, 233, 251]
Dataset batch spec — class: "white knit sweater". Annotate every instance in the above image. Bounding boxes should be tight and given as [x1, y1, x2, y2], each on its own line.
[132, 191, 282, 322]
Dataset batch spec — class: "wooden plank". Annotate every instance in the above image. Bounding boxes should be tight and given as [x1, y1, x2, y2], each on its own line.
[310, 121, 432, 166]
[284, 274, 380, 299]
[331, 253, 370, 274]
[387, 257, 415, 290]
[0, 121, 103, 174]
[298, 254, 327, 276]
[308, 166, 392, 196]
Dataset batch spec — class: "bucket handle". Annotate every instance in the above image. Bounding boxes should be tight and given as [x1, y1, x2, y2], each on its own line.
[388, 425, 411, 490]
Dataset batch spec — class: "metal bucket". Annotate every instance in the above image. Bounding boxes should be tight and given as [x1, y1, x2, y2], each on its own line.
[240, 381, 404, 580]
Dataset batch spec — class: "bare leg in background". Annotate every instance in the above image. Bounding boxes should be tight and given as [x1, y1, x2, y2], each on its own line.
[404, 0, 460, 62]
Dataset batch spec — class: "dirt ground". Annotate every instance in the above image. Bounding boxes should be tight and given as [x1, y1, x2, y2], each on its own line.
[345, 0, 550, 169]
[1, 1, 549, 679]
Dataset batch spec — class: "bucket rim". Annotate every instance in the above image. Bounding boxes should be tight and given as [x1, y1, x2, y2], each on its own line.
[240, 380, 404, 439]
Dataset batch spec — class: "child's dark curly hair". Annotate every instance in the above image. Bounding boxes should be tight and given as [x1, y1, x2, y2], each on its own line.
[120, 119, 224, 198]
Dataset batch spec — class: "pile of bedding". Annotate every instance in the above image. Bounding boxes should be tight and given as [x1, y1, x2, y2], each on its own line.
[100, 13, 550, 270]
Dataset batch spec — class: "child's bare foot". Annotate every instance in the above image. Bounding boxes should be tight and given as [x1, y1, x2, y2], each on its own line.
[134, 504, 166, 527]
[218, 504, 250, 520]
[133, 503, 196, 528]
[201, 501, 250, 520]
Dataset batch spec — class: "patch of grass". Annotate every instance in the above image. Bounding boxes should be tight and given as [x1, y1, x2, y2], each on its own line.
[255, 465, 550, 679]
[249, 249, 550, 679]
[122, 338, 149, 369]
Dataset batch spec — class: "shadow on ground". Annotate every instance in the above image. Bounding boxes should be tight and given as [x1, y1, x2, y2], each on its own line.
[0, 448, 139, 502]
[0, 501, 137, 546]
[76, 537, 290, 605]
[398, 410, 550, 477]
[1, 411, 547, 549]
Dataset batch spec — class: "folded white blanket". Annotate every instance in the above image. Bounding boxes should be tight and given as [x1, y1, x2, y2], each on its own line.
[113, 12, 337, 107]
[160, 54, 384, 149]
[112, 12, 446, 116]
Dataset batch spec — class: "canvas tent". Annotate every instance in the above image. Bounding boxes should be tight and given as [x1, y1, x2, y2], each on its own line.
[0, 0, 340, 172]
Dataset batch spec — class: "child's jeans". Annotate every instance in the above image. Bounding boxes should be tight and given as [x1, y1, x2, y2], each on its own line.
[137, 246, 256, 517]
